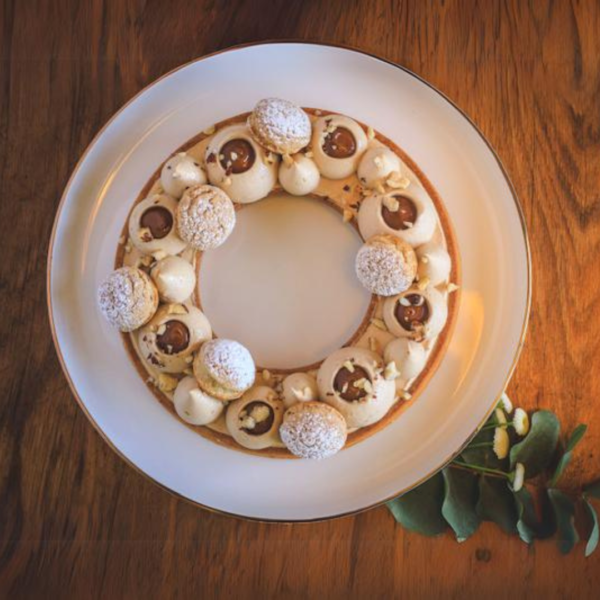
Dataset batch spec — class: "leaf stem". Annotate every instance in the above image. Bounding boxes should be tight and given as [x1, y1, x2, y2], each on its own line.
[451, 460, 510, 479]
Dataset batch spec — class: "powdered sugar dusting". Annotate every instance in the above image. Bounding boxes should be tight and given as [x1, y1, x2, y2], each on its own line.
[97, 267, 157, 331]
[355, 237, 417, 296]
[280, 403, 347, 460]
[200, 339, 255, 392]
[177, 185, 235, 250]
[249, 98, 311, 154]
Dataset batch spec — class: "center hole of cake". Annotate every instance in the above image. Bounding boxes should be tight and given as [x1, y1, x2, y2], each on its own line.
[199, 193, 372, 370]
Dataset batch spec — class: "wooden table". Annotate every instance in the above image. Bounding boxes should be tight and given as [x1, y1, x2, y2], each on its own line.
[2, 0, 599, 597]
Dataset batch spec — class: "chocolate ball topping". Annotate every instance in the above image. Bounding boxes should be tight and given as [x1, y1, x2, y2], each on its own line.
[395, 294, 430, 331]
[322, 127, 356, 158]
[140, 206, 173, 240]
[220, 139, 256, 174]
[381, 196, 417, 230]
[333, 365, 371, 401]
[156, 320, 190, 354]
[241, 401, 275, 436]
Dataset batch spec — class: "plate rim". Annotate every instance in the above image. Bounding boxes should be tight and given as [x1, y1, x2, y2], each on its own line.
[46, 40, 532, 523]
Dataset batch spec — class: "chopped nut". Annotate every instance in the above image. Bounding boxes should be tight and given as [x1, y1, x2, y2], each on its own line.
[342, 360, 355, 373]
[342, 209, 354, 223]
[124, 242, 132, 254]
[399, 296, 412, 307]
[240, 414, 256, 429]
[304, 150, 313, 158]
[384, 361, 400, 381]
[341, 382, 349, 394]
[402, 391, 412, 400]
[371, 318, 387, 331]
[373, 156, 383, 169]
[138, 227, 152, 242]
[202, 125, 216, 135]
[184, 368, 194, 376]
[421, 255, 430, 264]
[417, 276, 430, 291]
[367, 126, 375, 140]
[447, 282, 460, 293]
[157, 373, 178, 393]
[375, 182, 386, 194]
[250, 404, 270, 423]
[354, 378, 367, 389]
[403, 221, 414, 229]
[222, 176, 232, 186]
[184, 355, 194, 364]
[363, 379, 374, 394]
[262, 369, 271, 382]
[382, 195, 400, 212]
[156, 324, 167, 335]
[368, 337, 379, 353]
[282, 154, 294, 166]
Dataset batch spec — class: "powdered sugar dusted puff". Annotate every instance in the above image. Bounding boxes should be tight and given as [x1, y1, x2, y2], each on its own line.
[98, 267, 158, 332]
[355, 234, 417, 296]
[248, 98, 311, 155]
[280, 402, 347, 460]
[205, 124, 277, 204]
[176, 184, 235, 250]
[160, 152, 206, 199]
[317, 347, 396, 428]
[225, 386, 284, 450]
[194, 339, 256, 401]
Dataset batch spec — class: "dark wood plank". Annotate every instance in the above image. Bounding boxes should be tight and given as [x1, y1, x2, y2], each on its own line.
[1, 0, 600, 597]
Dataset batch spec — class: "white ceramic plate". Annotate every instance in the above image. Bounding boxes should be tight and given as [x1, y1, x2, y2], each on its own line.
[48, 42, 530, 521]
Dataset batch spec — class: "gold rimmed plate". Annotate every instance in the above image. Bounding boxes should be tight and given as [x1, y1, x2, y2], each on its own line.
[48, 42, 530, 522]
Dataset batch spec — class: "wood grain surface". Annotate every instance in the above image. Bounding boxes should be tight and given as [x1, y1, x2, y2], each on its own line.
[1, 0, 599, 597]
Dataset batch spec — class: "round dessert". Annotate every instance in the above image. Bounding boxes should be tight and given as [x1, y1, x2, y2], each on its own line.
[248, 98, 312, 155]
[138, 304, 212, 373]
[355, 234, 418, 296]
[205, 124, 277, 203]
[98, 267, 158, 332]
[317, 347, 396, 428]
[160, 152, 206, 198]
[416, 242, 452, 286]
[384, 337, 427, 383]
[383, 286, 448, 340]
[282, 372, 319, 409]
[280, 402, 347, 460]
[357, 184, 437, 246]
[278, 154, 320, 195]
[176, 184, 236, 250]
[312, 114, 368, 179]
[225, 386, 284, 450]
[173, 376, 224, 426]
[150, 256, 196, 303]
[357, 146, 402, 189]
[193, 339, 256, 401]
[107, 100, 459, 460]
[128, 193, 187, 257]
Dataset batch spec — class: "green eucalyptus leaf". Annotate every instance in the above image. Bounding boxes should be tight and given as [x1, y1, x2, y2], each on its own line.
[584, 499, 599, 557]
[548, 488, 579, 555]
[476, 476, 518, 534]
[549, 424, 587, 487]
[509, 410, 560, 477]
[387, 471, 446, 537]
[584, 479, 600, 500]
[513, 487, 537, 544]
[441, 468, 481, 542]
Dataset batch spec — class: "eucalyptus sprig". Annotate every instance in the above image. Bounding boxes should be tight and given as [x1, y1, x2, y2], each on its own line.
[387, 395, 600, 556]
